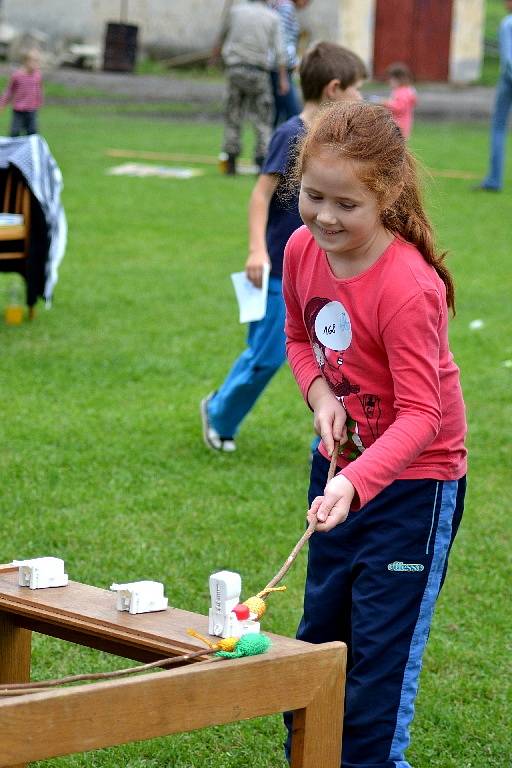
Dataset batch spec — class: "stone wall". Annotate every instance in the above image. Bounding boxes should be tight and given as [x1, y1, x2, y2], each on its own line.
[3, 0, 484, 82]
[3, 0, 341, 54]
[450, 0, 485, 83]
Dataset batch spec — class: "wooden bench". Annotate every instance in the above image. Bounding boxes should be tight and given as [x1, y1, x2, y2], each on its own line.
[0, 566, 346, 767]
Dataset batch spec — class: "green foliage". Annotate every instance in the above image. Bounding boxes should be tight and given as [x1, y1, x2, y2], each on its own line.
[485, 0, 507, 41]
[0, 104, 510, 767]
[479, 0, 507, 83]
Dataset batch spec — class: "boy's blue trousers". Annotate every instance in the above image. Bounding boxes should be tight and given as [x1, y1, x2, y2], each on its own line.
[208, 276, 286, 437]
[285, 451, 466, 768]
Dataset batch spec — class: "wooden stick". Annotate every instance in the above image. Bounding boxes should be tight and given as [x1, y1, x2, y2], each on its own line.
[260, 441, 340, 595]
[106, 148, 220, 165]
[326, 441, 341, 484]
[0, 649, 217, 696]
[162, 49, 213, 68]
[427, 167, 479, 180]
[0, 686, 57, 696]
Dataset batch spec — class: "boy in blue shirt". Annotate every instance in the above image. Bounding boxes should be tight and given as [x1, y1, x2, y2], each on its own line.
[202, 42, 366, 451]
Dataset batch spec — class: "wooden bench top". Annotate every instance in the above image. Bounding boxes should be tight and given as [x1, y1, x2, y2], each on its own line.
[0, 565, 346, 768]
[0, 568, 306, 662]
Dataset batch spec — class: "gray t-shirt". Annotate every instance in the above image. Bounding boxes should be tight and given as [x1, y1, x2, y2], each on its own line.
[221, 0, 286, 70]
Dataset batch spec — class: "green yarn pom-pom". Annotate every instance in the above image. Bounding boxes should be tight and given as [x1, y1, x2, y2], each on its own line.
[215, 633, 272, 658]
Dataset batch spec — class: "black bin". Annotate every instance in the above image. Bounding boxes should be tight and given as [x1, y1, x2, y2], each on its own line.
[103, 22, 138, 72]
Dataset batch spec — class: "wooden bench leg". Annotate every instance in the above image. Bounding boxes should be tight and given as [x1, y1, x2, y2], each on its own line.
[0, 613, 32, 768]
[290, 646, 346, 768]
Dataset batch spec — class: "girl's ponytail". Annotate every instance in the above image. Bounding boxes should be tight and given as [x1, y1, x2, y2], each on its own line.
[382, 154, 455, 313]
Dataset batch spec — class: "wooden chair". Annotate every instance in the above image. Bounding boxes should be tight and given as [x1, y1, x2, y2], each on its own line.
[0, 169, 34, 318]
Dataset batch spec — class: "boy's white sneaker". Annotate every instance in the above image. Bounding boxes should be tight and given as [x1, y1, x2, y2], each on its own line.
[200, 393, 236, 452]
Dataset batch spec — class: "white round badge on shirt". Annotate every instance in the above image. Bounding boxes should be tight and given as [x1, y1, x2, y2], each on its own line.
[314, 301, 352, 351]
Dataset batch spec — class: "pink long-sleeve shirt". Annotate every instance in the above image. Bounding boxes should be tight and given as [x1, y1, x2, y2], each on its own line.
[0, 68, 43, 111]
[283, 226, 467, 509]
[385, 85, 416, 138]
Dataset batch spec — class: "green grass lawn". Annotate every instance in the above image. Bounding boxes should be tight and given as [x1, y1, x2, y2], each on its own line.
[0, 102, 510, 768]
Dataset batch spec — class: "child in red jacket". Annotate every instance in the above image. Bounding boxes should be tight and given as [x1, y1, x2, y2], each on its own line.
[282, 100, 466, 767]
[0, 49, 43, 137]
[383, 61, 417, 139]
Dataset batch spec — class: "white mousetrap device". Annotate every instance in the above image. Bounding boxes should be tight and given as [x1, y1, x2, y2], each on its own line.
[15, 557, 69, 589]
[208, 570, 260, 639]
[110, 580, 168, 614]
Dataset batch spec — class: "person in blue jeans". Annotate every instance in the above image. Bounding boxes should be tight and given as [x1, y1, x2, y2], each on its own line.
[475, 0, 512, 191]
[270, 0, 311, 127]
[201, 42, 366, 451]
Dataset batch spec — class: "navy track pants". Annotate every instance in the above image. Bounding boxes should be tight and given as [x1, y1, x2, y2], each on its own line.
[286, 450, 466, 768]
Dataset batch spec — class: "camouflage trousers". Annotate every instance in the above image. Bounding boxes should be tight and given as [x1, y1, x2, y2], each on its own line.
[222, 65, 273, 161]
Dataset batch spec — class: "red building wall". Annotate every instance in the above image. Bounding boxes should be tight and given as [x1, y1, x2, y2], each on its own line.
[373, 0, 454, 82]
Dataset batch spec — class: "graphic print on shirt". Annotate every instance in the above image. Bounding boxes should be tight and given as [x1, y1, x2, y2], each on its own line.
[304, 297, 382, 460]
[360, 393, 382, 442]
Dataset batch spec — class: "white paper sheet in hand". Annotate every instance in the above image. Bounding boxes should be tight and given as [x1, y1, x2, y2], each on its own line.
[230, 264, 270, 323]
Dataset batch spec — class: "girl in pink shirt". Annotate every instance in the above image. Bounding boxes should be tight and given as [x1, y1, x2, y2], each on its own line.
[383, 61, 417, 138]
[282, 101, 466, 768]
[0, 49, 43, 137]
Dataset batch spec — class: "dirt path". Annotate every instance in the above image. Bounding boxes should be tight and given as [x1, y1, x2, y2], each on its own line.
[0, 64, 225, 104]
[0, 64, 495, 120]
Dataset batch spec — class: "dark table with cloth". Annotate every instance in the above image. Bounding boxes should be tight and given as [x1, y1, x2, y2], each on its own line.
[0, 134, 66, 308]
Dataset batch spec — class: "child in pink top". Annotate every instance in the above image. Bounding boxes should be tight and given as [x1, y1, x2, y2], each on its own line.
[282, 101, 466, 767]
[0, 50, 43, 137]
[383, 61, 417, 138]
